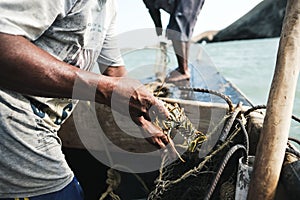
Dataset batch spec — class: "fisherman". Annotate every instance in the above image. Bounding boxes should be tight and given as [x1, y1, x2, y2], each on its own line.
[143, 0, 205, 82]
[0, 0, 170, 199]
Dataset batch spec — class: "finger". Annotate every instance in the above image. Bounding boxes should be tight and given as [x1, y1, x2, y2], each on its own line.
[140, 117, 165, 137]
[140, 117, 184, 161]
[148, 99, 169, 121]
[129, 97, 151, 123]
[142, 108, 152, 122]
[154, 138, 166, 149]
[155, 99, 169, 117]
[129, 111, 142, 126]
[139, 117, 169, 148]
[163, 133, 185, 162]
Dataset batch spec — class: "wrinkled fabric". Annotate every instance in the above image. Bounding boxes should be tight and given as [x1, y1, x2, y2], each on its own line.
[144, 0, 205, 41]
[0, 0, 123, 197]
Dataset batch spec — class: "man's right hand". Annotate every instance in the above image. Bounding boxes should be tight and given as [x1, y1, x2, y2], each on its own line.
[96, 76, 170, 149]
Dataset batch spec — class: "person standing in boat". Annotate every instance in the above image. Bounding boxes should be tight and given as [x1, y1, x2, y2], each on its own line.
[143, 0, 205, 82]
[0, 0, 170, 199]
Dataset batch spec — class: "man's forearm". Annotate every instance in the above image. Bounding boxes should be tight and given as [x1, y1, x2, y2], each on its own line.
[0, 33, 114, 104]
[0, 33, 171, 149]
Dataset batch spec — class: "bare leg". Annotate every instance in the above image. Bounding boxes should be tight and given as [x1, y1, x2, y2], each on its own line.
[166, 40, 190, 82]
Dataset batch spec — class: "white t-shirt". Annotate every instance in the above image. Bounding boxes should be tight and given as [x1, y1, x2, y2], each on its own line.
[0, 0, 123, 197]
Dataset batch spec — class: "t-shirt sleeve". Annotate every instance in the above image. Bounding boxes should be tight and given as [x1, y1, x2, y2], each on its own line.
[0, 0, 76, 41]
[97, 5, 124, 67]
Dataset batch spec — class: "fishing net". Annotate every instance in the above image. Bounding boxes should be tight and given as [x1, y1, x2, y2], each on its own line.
[97, 43, 300, 200]
[147, 101, 248, 200]
[130, 43, 252, 199]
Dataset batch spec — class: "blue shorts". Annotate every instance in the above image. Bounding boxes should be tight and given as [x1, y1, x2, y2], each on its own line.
[1, 177, 84, 200]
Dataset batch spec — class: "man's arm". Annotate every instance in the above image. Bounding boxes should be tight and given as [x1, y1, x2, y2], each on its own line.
[96, 9, 127, 78]
[0, 33, 84, 98]
[100, 64, 127, 77]
[0, 33, 169, 148]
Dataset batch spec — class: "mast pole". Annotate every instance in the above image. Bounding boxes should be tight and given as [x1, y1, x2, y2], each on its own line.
[247, 0, 300, 199]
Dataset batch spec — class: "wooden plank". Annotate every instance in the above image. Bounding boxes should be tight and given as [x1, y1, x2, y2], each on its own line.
[248, 0, 300, 199]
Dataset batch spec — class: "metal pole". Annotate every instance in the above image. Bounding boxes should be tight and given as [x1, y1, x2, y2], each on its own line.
[247, 0, 300, 199]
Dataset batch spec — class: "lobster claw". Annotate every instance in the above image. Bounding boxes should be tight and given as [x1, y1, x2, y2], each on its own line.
[152, 101, 207, 158]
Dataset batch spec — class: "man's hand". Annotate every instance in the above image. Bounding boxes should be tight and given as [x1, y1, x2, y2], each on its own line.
[99, 63, 170, 148]
[129, 89, 169, 149]
[96, 76, 170, 149]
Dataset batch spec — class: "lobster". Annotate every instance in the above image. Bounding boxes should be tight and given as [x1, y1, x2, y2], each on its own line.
[152, 101, 207, 161]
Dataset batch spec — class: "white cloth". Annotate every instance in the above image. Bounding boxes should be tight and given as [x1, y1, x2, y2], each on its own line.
[0, 0, 124, 129]
[0, 0, 123, 197]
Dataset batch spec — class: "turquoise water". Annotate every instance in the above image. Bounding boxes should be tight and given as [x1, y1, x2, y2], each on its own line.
[202, 38, 300, 138]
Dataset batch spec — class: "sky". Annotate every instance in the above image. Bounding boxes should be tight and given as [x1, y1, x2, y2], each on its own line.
[116, 0, 263, 37]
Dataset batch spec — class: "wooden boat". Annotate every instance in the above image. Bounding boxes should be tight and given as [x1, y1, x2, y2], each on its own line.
[58, 42, 300, 200]
[58, 1, 300, 199]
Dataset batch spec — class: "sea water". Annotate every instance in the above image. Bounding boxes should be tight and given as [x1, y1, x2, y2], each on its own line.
[119, 37, 299, 138]
[202, 37, 299, 138]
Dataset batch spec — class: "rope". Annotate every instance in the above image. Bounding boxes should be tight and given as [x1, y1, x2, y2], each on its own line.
[218, 103, 242, 143]
[286, 147, 300, 158]
[99, 168, 121, 200]
[204, 144, 247, 200]
[204, 114, 249, 199]
[155, 41, 170, 82]
[178, 86, 234, 112]
[148, 126, 242, 200]
[97, 106, 149, 200]
[244, 105, 300, 125]
[236, 118, 250, 164]
[195, 114, 231, 152]
[292, 115, 300, 123]
[288, 137, 300, 146]
[96, 83, 299, 199]
[244, 105, 266, 116]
